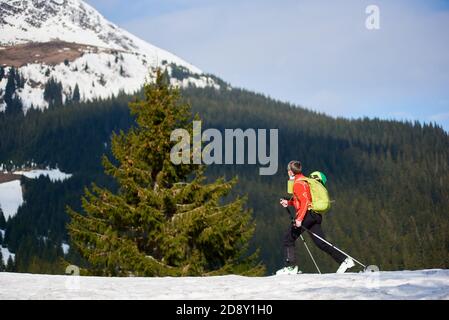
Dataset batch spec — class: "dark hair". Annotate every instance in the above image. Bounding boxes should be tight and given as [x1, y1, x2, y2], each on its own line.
[287, 160, 302, 174]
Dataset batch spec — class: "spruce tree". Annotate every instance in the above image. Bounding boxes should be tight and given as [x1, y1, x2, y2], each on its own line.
[72, 84, 80, 103]
[4, 67, 16, 106]
[0, 251, 5, 272]
[14, 70, 24, 89]
[44, 77, 63, 107]
[6, 96, 24, 116]
[14, 70, 21, 88]
[6, 256, 14, 272]
[4, 68, 23, 116]
[0, 208, 6, 229]
[67, 69, 264, 277]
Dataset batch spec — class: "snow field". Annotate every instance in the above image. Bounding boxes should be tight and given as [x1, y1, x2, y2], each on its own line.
[0, 269, 448, 300]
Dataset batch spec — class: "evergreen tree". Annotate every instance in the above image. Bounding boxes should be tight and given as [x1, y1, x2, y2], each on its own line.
[44, 77, 63, 107]
[14, 70, 21, 89]
[0, 251, 5, 272]
[67, 69, 264, 276]
[7, 96, 24, 116]
[0, 208, 6, 229]
[4, 68, 23, 116]
[120, 65, 126, 77]
[0, 66, 4, 82]
[6, 256, 14, 272]
[99, 75, 106, 86]
[72, 84, 80, 103]
[20, 74, 25, 89]
[14, 71, 24, 89]
[4, 67, 16, 106]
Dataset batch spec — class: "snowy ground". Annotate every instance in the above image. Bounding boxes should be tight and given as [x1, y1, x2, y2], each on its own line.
[0, 168, 72, 219]
[13, 168, 72, 182]
[0, 180, 24, 220]
[1, 247, 15, 265]
[0, 269, 448, 300]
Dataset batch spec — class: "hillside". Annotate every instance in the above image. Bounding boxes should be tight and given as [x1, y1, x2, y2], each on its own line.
[0, 0, 220, 112]
[0, 86, 448, 275]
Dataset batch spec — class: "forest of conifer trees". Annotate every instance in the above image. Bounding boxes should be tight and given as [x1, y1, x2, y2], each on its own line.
[0, 69, 448, 274]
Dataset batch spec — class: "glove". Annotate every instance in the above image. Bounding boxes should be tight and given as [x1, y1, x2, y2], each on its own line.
[293, 220, 302, 228]
[279, 198, 289, 208]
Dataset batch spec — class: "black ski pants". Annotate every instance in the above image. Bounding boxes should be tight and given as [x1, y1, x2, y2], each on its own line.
[283, 211, 346, 266]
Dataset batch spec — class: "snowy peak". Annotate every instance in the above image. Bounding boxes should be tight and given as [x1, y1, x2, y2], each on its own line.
[0, 0, 200, 73]
[0, 0, 224, 111]
[1, 0, 125, 47]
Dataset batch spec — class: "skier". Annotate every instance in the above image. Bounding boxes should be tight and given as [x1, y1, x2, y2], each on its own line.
[276, 160, 355, 275]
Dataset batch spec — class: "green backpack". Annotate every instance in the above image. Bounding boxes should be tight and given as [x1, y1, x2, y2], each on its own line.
[299, 177, 331, 214]
[287, 171, 332, 214]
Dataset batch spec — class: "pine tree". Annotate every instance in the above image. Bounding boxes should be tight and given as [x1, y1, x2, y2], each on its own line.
[0, 66, 4, 82]
[72, 84, 80, 103]
[20, 74, 25, 89]
[4, 67, 23, 116]
[6, 96, 24, 116]
[0, 208, 6, 229]
[0, 251, 5, 272]
[4, 67, 16, 106]
[14, 70, 24, 89]
[67, 69, 264, 277]
[6, 256, 14, 272]
[44, 77, 63, 107]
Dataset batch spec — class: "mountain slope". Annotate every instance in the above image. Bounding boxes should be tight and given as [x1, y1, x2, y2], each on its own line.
[0, 0, 199, 71]
[0, 0, 219, 111]
[1, 269, 448, 299]
[1, 87, 448, 275]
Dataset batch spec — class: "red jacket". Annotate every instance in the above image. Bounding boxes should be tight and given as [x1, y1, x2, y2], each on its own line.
[287, 173, 312, 223]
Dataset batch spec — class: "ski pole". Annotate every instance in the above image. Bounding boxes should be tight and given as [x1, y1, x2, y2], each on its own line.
[299, 225, 367, 269]
[299, 234, 321, 274]
[283, 203, 321, 274]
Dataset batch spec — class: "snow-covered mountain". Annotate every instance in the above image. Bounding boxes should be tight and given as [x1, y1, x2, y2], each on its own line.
[0, 269, 448, 299]
[0, 0, 220, 111]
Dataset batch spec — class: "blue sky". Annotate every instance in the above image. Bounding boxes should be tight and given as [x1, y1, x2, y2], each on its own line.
[85, 0, 449, 131]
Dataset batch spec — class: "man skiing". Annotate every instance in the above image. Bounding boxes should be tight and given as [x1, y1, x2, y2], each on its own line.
[276, 160, 355, 275]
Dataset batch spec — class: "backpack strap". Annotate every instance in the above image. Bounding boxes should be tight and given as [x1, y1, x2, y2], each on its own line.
[291, 178, 312, 210]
